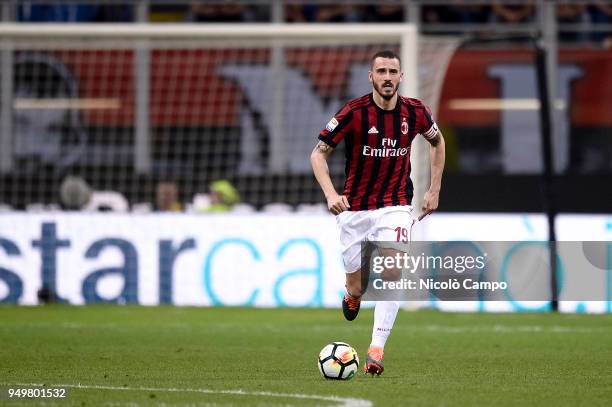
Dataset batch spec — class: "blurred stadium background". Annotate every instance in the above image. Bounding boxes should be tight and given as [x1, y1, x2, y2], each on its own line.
[0, 0, 611, 311]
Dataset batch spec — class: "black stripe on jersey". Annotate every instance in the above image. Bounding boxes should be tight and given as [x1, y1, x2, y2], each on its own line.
[405, 169, 415, 204]
[405, 104, 417, 203]
[318, 109, 354, 147]
[392, 103, 416, 203]
[375, 108, 401, 208]
[347, 106, 369, 205]
[344, 128, 354, 179]
[408, 103, 417, 139]
[422, 106, 434, 128]
[331, 109, 354, 137]
[360, 107, 385, 209]
[348, 96, 371, 111]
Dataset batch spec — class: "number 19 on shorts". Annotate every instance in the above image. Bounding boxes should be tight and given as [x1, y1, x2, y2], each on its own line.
[394, 227, 409, 243]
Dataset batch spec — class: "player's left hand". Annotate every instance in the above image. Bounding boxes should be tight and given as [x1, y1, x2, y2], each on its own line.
[419, 189, 439, 221]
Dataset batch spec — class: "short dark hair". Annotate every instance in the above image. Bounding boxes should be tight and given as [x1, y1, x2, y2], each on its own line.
[370, 50, 401, 69]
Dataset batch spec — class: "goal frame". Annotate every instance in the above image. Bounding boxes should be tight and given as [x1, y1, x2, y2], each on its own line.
[0, 22, 417, 171]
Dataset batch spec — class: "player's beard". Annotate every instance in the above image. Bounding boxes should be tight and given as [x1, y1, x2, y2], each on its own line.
[373, 81, 399, 101]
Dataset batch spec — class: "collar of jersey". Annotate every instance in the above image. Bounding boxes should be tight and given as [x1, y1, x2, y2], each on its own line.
[369, 92, 401, 114]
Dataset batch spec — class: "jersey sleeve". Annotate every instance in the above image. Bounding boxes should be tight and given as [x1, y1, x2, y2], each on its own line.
[318, 103, 353, 147]
[417, 103, 439, 141]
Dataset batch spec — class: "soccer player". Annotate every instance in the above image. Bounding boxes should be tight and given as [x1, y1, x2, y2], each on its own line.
[310, 50, 445, 375]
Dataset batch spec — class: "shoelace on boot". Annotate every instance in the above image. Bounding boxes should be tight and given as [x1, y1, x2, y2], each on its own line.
[344, 293, 361, 311]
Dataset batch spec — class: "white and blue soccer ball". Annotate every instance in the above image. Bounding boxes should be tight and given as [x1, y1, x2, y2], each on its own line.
[317, 342, 359, 380]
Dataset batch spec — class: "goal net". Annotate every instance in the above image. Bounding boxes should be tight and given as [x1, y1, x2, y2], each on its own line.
[0, 23, 459, 213]
[411, 35, 462, 219]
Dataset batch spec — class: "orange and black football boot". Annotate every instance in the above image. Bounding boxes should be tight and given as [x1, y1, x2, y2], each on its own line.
[341, 292, 361, 321]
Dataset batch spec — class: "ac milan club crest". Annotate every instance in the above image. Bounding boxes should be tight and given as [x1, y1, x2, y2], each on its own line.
[401, 117, 408, 135]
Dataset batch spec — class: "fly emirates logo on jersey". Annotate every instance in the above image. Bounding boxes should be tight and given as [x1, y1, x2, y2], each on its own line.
[362, 136, 409, 158]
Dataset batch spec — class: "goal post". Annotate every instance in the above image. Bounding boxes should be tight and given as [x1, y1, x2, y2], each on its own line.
[0, 22, 416, 40]
[0, 23, 458, 211]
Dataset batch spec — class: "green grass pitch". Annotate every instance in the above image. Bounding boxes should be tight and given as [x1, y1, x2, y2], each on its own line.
[1, 306, 611, 406]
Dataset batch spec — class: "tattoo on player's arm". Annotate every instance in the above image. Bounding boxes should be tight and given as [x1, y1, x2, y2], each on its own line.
[428, 132, 441, 147]
[314, 141, 334, 155]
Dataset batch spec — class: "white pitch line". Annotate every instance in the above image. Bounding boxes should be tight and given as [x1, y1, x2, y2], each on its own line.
[4, 383, 372, 407]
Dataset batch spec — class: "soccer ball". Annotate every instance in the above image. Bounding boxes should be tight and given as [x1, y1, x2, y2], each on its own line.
[317, 342, 359, 380]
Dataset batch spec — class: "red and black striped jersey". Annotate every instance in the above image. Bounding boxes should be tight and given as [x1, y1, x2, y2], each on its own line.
[318, 93, 438, 211]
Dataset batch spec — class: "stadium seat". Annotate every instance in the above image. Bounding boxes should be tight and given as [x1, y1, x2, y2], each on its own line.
[0, 204, 13, 212]
[186, 193, 211, 212]
[261, 202, 294, 213]
[231, 203, 257, 213]
[26, 203, 61, 212]
[83, 191, 129, 212]
[25, 203, 45, 212]
[131, 202, 153, 213]
[296, 203, 329, 214]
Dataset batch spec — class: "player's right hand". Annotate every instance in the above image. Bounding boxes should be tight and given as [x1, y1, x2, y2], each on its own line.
[327, 194, 350, 215]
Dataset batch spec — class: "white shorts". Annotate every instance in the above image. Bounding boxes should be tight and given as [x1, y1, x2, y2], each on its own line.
[336, 205, 416, 273]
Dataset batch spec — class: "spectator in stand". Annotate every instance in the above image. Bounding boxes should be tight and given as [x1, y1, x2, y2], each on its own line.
[18, 3, 99, 22]
[422, 3, 489, 34]
[421, 6, 445, 24]
[557, 4, 589, 43]
[285, 4, 308, 22]
[286, 3, 361, 23]
[316, 4, 361, 23]
[364, 4, 403, 23]
[589, 1, 612, 46]
[490, 1, 535, 24]
[148, 4, 188, 22]
[189, 2, 257, 23]
[95, 4, 133, 22]
[205, 180, 240, 213]
[156, 181, 182, 212]
[18, 2, 133, 23]
[59, 176, 92, 210]
[447, 2, 489, 23]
